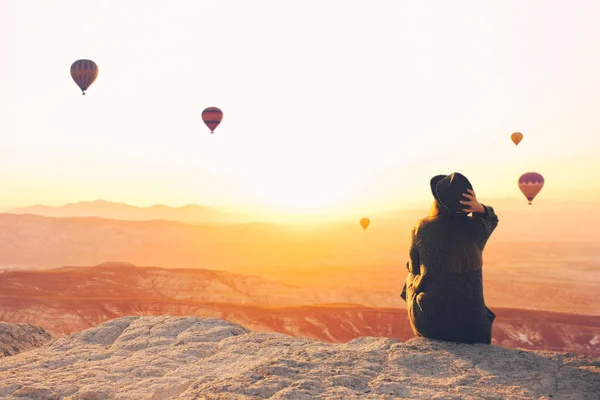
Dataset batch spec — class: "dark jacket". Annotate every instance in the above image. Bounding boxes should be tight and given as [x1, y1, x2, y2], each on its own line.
[401, 205, 499, 344]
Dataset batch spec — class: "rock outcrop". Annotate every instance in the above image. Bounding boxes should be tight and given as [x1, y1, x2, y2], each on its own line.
[0, 322, 52, 357]
[0, 316, 598, 399]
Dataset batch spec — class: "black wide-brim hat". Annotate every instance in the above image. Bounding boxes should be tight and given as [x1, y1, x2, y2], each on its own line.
[430, 172, 473, 215]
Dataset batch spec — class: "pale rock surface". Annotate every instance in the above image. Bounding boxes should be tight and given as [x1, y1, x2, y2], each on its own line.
[0, 322, 52, 356]
[0, 316, 598, 399]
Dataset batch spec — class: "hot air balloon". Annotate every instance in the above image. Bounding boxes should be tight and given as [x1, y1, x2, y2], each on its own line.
[360, 218, 370, 230]
[70, 59, 98, 95]
[202, 107, 223, 134]
[511, 132, 523, 146]
[518, 172, 544, 205]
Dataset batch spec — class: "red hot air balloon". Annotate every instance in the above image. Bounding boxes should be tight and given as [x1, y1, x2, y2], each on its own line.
[71, 59, 98, 95]
[202, 107, 223, 134]
[518, 172, 544, 205]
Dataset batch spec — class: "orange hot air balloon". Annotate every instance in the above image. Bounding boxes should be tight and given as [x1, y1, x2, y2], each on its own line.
[70, 59, 98, 95]
[360, 218, 370, 230]
[511, 132, 523, 146]
[202, 107, 223, 133]
[518, 172, 544, 205]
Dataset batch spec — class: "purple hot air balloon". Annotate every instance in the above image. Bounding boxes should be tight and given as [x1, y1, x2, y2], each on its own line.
[202, 107, 223, 134]
[518, 172, 544, 205]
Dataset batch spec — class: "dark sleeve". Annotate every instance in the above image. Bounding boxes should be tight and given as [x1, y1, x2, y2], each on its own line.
[407, 226, 420, 275]
[472, 205, 498, 250]
[401, 227, 420, 302]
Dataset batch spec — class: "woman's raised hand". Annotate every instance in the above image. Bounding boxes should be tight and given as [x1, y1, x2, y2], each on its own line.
[459, 189, 485, 214]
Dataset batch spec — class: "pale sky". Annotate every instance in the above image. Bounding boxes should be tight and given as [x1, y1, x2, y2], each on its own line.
[2, 0, 600, 214]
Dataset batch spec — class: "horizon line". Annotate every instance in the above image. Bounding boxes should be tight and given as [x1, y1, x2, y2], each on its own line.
[3, 195, 597, 209]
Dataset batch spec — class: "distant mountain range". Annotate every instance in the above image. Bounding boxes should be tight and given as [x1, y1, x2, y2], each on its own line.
[7, 199, 430, 226]
[0, 212, 406, 272]
[8, 200, 251, 224]
[7, 197, 600, 232]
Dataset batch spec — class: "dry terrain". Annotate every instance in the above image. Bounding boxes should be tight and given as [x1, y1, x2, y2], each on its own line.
[1, 203, 599, 359]
[1, 212, 598, 315]
[0, 264, 598, 356]
[0, 316, 598, 399]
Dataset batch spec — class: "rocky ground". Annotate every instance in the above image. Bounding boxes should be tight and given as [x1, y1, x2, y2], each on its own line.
[0, 316, 598, 399]
[0, 322, 52, 357]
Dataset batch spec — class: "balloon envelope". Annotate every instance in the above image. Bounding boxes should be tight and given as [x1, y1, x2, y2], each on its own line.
[360, 218, 370, 230]
[511, 132, 523, 146]
[518, 172, 544, 204]
[71, 59, 98, 95]
[202, 107, 223, 133]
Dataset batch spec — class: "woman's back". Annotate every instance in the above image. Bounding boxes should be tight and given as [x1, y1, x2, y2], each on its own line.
[401, 173, 499, 344]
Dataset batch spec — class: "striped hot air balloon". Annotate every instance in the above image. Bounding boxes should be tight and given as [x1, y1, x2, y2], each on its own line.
[202, 107, 223, 134]
[70, 59, 98, 95]
[518, 172, 544, 205]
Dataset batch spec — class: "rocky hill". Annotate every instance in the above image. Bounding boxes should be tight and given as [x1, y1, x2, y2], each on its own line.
[0, 322, 52, 357]
[0, 316, 598, 399]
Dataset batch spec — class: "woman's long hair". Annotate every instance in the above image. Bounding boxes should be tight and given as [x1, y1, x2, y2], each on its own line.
[418, 201, 482, 273]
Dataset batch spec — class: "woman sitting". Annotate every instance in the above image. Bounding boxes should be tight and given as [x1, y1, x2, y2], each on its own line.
[401, 172, 499, 344]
